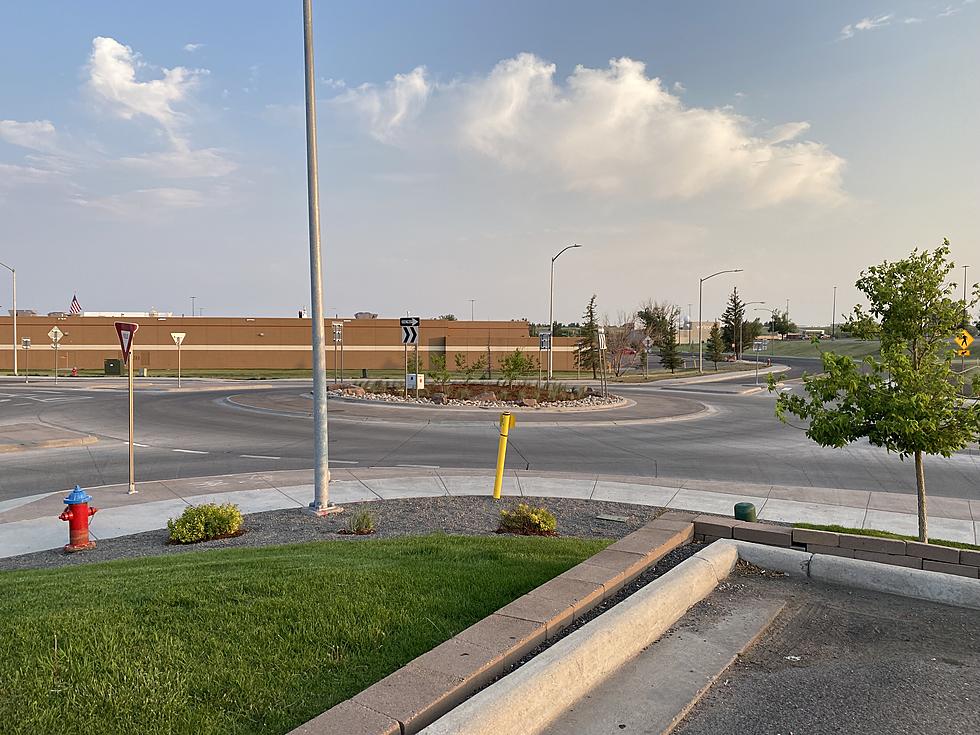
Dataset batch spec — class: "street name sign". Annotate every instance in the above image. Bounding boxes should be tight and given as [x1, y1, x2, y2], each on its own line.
[400, 317, 420, 345]
[114, 322, 140, 364]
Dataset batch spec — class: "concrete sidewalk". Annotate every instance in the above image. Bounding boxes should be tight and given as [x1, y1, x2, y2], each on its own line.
[1, 469, 977, 560]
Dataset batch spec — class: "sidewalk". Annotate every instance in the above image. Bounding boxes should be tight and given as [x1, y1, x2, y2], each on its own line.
[1, 469, 977, 560]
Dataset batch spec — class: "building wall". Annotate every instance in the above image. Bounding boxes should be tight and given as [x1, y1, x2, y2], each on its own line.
[0, 316, 582, 372]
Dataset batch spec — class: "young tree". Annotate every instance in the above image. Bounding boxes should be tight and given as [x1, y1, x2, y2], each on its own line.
[499, 348, 536, 385]
[658, 308, 683, 373]
[428, 352, 452, 387]
[605, 312, 638, 377]
[706, 322, 725, 370]
[773, 242, 980, 542]
[637, 300, 673, 345]
[721, 287, 746, 357]
[769, 309, 797, 336]
[454, 352, 486, 384]
[577, 295, 601, 379]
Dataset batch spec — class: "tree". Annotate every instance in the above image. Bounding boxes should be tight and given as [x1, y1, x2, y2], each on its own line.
[637, 300, 673, 345]
[499, 348, 536, 385]
[741, 318, 764, 348]
[773, 242, 980, 542]
[768, 309, 797, 336]
[454, 352, 486, 384]
[721, 287, 746, 358]
[605, 312, 638, 377]
[428, 352, 451, 387]
[706, 322, 725, 370]
[658, 307, 683, 373]
[577, 295, 601, 379]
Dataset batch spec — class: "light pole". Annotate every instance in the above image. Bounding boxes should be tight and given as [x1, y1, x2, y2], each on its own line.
[469, 299, 476, 321]
[302, 0, 337, 515]
[191, 296, 196, 318]
[831, 286, 837, 339]
[0, 261, 16, 376]
[738, 301, 766, 360]
[548, 243, 581, 380]
[698, 269, 742, 374]
[962, 265, 970, 372]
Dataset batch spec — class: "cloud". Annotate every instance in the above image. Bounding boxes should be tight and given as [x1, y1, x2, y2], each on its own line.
[117, 146, 237, 178]
[0, 162, 55, 187]
[672, 81, 686, 93]
[183, 43, 205, 52]
[332, 67, 431, 142]
[839, 14, 893, 39]
[336, 54, 845, 207]
[0, 120, 58, 152]
[74, 186, 210, 217]
[903, 17, 924, 24]
[87, 36, 205, 139]
[937, 5, 960, 17]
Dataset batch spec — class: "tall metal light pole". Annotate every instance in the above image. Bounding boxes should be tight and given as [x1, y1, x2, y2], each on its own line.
[547, 243, 581, 380]
[302, 0, 337, 515]
[191, 296, 196, 318]
[0, 262, 15, 376]
[698, 269, 742, 374]
[469, 299, 476, 321]
[831, 286, 837, 339]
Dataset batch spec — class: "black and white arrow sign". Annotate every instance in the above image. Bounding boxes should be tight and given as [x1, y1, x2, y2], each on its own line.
[400, 317, 420, 345]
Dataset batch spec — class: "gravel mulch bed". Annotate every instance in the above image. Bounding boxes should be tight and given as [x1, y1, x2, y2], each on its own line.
[0, 495, 665, 572]
[329, 389, 624, 410]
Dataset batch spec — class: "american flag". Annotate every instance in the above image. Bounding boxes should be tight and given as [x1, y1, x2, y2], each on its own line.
[69, 294, 81, 315]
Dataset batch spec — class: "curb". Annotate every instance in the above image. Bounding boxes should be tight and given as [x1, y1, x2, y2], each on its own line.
[0, 435, 98, 453]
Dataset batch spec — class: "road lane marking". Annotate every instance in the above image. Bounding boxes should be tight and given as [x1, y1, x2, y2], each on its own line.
[395, 464, 441, 469]
[134, 442, 150, 448]
[329, 459, 359, 464]
[172, 448, 209, 454]
[240, 454, 281, 460]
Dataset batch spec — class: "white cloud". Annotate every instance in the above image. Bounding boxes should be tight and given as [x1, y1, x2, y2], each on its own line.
[0, 162, 55, 187]
[672, 81, 686, 93]
[75, 186, 209, 217]
[87, 36, 205, 139]
[117, 146, 236, 178]
[183, 43, 205, 52]
[0, 120, 58, 152]
[839, 14, 893, 39]
[903, 17, 924, 24]
[937, 5, 960, 17]
[336, 54, 844, 207]
[332, 67, 431, 142]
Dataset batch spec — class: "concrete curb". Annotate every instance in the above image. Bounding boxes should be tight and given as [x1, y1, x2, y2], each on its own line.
[809, 553, 980, 610]
[419, 541, 737, 735]
[0, 435, 98, 453]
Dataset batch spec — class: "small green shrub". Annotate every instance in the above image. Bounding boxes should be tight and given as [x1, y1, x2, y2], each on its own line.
[345, 510, 376, 535]
[168, 503, 244, 544]
[498, 503, 558, 536]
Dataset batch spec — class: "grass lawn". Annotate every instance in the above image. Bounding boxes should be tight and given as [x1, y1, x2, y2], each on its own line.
[763, 338, 882, 358]
[794, 522, 980, 551]
[0, 534, 607, 735]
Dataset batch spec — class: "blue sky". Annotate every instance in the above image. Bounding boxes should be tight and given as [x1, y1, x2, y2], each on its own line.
[1, 1, 977, 324]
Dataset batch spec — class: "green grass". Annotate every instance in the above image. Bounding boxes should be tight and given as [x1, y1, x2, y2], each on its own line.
[793, 522, 980, 551]
[763, 338, 882, 358]
[0, 534, 607, 735]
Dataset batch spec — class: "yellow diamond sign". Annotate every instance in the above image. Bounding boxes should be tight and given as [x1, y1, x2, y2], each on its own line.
[955, 329, 974, 351]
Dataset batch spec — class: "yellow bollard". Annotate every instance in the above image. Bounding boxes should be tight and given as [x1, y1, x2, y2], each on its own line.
[492, 412, 515, 499]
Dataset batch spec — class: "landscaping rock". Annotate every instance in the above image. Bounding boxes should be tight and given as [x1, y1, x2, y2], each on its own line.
[517, 398, 538, 407]
[474, 391, 497, 402]
[431, 392, 448, 405]
[343, 386, 366, 397]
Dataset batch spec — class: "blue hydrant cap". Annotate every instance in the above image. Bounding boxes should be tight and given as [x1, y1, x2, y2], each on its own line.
[64, 485, 93, 505]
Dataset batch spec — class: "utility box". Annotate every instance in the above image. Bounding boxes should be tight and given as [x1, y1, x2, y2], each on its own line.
[406, 373, 425, 390]
[104, 359, 122, 376]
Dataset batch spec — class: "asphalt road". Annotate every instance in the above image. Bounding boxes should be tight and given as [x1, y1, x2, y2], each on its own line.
[1, 374, 978, 502]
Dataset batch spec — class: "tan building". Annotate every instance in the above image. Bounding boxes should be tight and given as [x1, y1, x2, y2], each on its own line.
[0, 316, 581, 373]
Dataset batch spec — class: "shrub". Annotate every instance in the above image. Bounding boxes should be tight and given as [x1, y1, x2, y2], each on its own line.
[497, 503, 558, 536]
[344, 510, 376, 535]
[168, 503, 244, 544]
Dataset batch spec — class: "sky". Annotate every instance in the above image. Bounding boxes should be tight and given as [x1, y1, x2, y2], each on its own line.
[1, 1, 978, 326]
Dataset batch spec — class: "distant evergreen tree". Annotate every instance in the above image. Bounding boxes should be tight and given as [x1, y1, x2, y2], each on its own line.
[721, 287, 746, 358]
[707, 322, 725, 370]
[658, 309, 683, 373]
[576, 295, 601, 379]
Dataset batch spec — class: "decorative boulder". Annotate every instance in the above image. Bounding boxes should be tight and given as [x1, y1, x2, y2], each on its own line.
[430, 392, 448, 404]
[517, 397, 538, 407]
[473, 391, 497, 402]
[343, 386, 366, 397]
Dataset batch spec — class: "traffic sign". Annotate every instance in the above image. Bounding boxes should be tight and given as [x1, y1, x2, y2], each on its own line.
[170, 332, 186, 346]
[114, 321, 139, 364]
[752, 341, 766, 352]
[955, 329, 974, 351]
[957, 349, 971, 357]
[597, 326, 607, 351]
[539, 331, 552, 351]
[642, 336, 654, 350]
[332, 322, 343, 343]
[48, 326, 64, 343]
[21, 337, 31, 349]
[400, 317, 420, 345]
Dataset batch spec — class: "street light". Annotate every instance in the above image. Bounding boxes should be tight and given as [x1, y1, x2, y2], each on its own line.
[302, 0, 337, 515]
[698, 269, 742, 374]
[469, 299, 476, 321]
[548, 243, 581, 381]
[0, 261, 15, 376]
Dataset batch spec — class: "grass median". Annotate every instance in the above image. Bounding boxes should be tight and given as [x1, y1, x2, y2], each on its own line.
[0, 534, 607, 735]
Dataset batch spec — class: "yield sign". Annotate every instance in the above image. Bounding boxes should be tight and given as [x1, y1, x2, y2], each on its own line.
[48, 326, 64, 343]
[115, 321, 139, 364]
[170, 332, 186, 346]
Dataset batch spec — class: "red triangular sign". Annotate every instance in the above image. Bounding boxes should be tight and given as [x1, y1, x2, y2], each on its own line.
[114, 321, 140, 364]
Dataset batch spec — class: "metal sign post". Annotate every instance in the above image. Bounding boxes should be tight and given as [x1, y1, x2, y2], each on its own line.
[21, 337, 30, 384]
[401, 317, 420, 398]
[332, 322, 343, 383]
[170, 332, 186, 388]
[48, 327, 63, 384]
[597, 326, 608, 397]
[115, 322, 139, 494]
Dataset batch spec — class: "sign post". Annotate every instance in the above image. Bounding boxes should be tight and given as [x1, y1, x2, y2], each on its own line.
[538, 331, 551, 388]
[21, 337, 30, 384]
[48, 327, 64, 384]
[332, 322, 343, 383]
[401, 317, 420, 398]
[170, 332, 186, 388]
[597, 326, 608, 397]
[115, 322, 139, 494]
[955, 329, 973, 370]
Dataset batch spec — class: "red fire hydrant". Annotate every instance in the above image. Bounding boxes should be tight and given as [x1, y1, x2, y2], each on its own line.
[71, 366, 78, 377]
[59, 485, 98, 552]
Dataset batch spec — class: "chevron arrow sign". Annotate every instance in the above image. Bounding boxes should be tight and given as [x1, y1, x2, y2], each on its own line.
[400, 317, 420, 345]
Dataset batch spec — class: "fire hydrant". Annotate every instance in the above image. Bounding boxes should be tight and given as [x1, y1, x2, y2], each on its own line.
[59, 485, 98, 552]
[71, 366, 78, 377]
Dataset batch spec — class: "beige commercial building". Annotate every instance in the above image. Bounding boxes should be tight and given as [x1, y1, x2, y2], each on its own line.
[0, 316, 581, 373]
